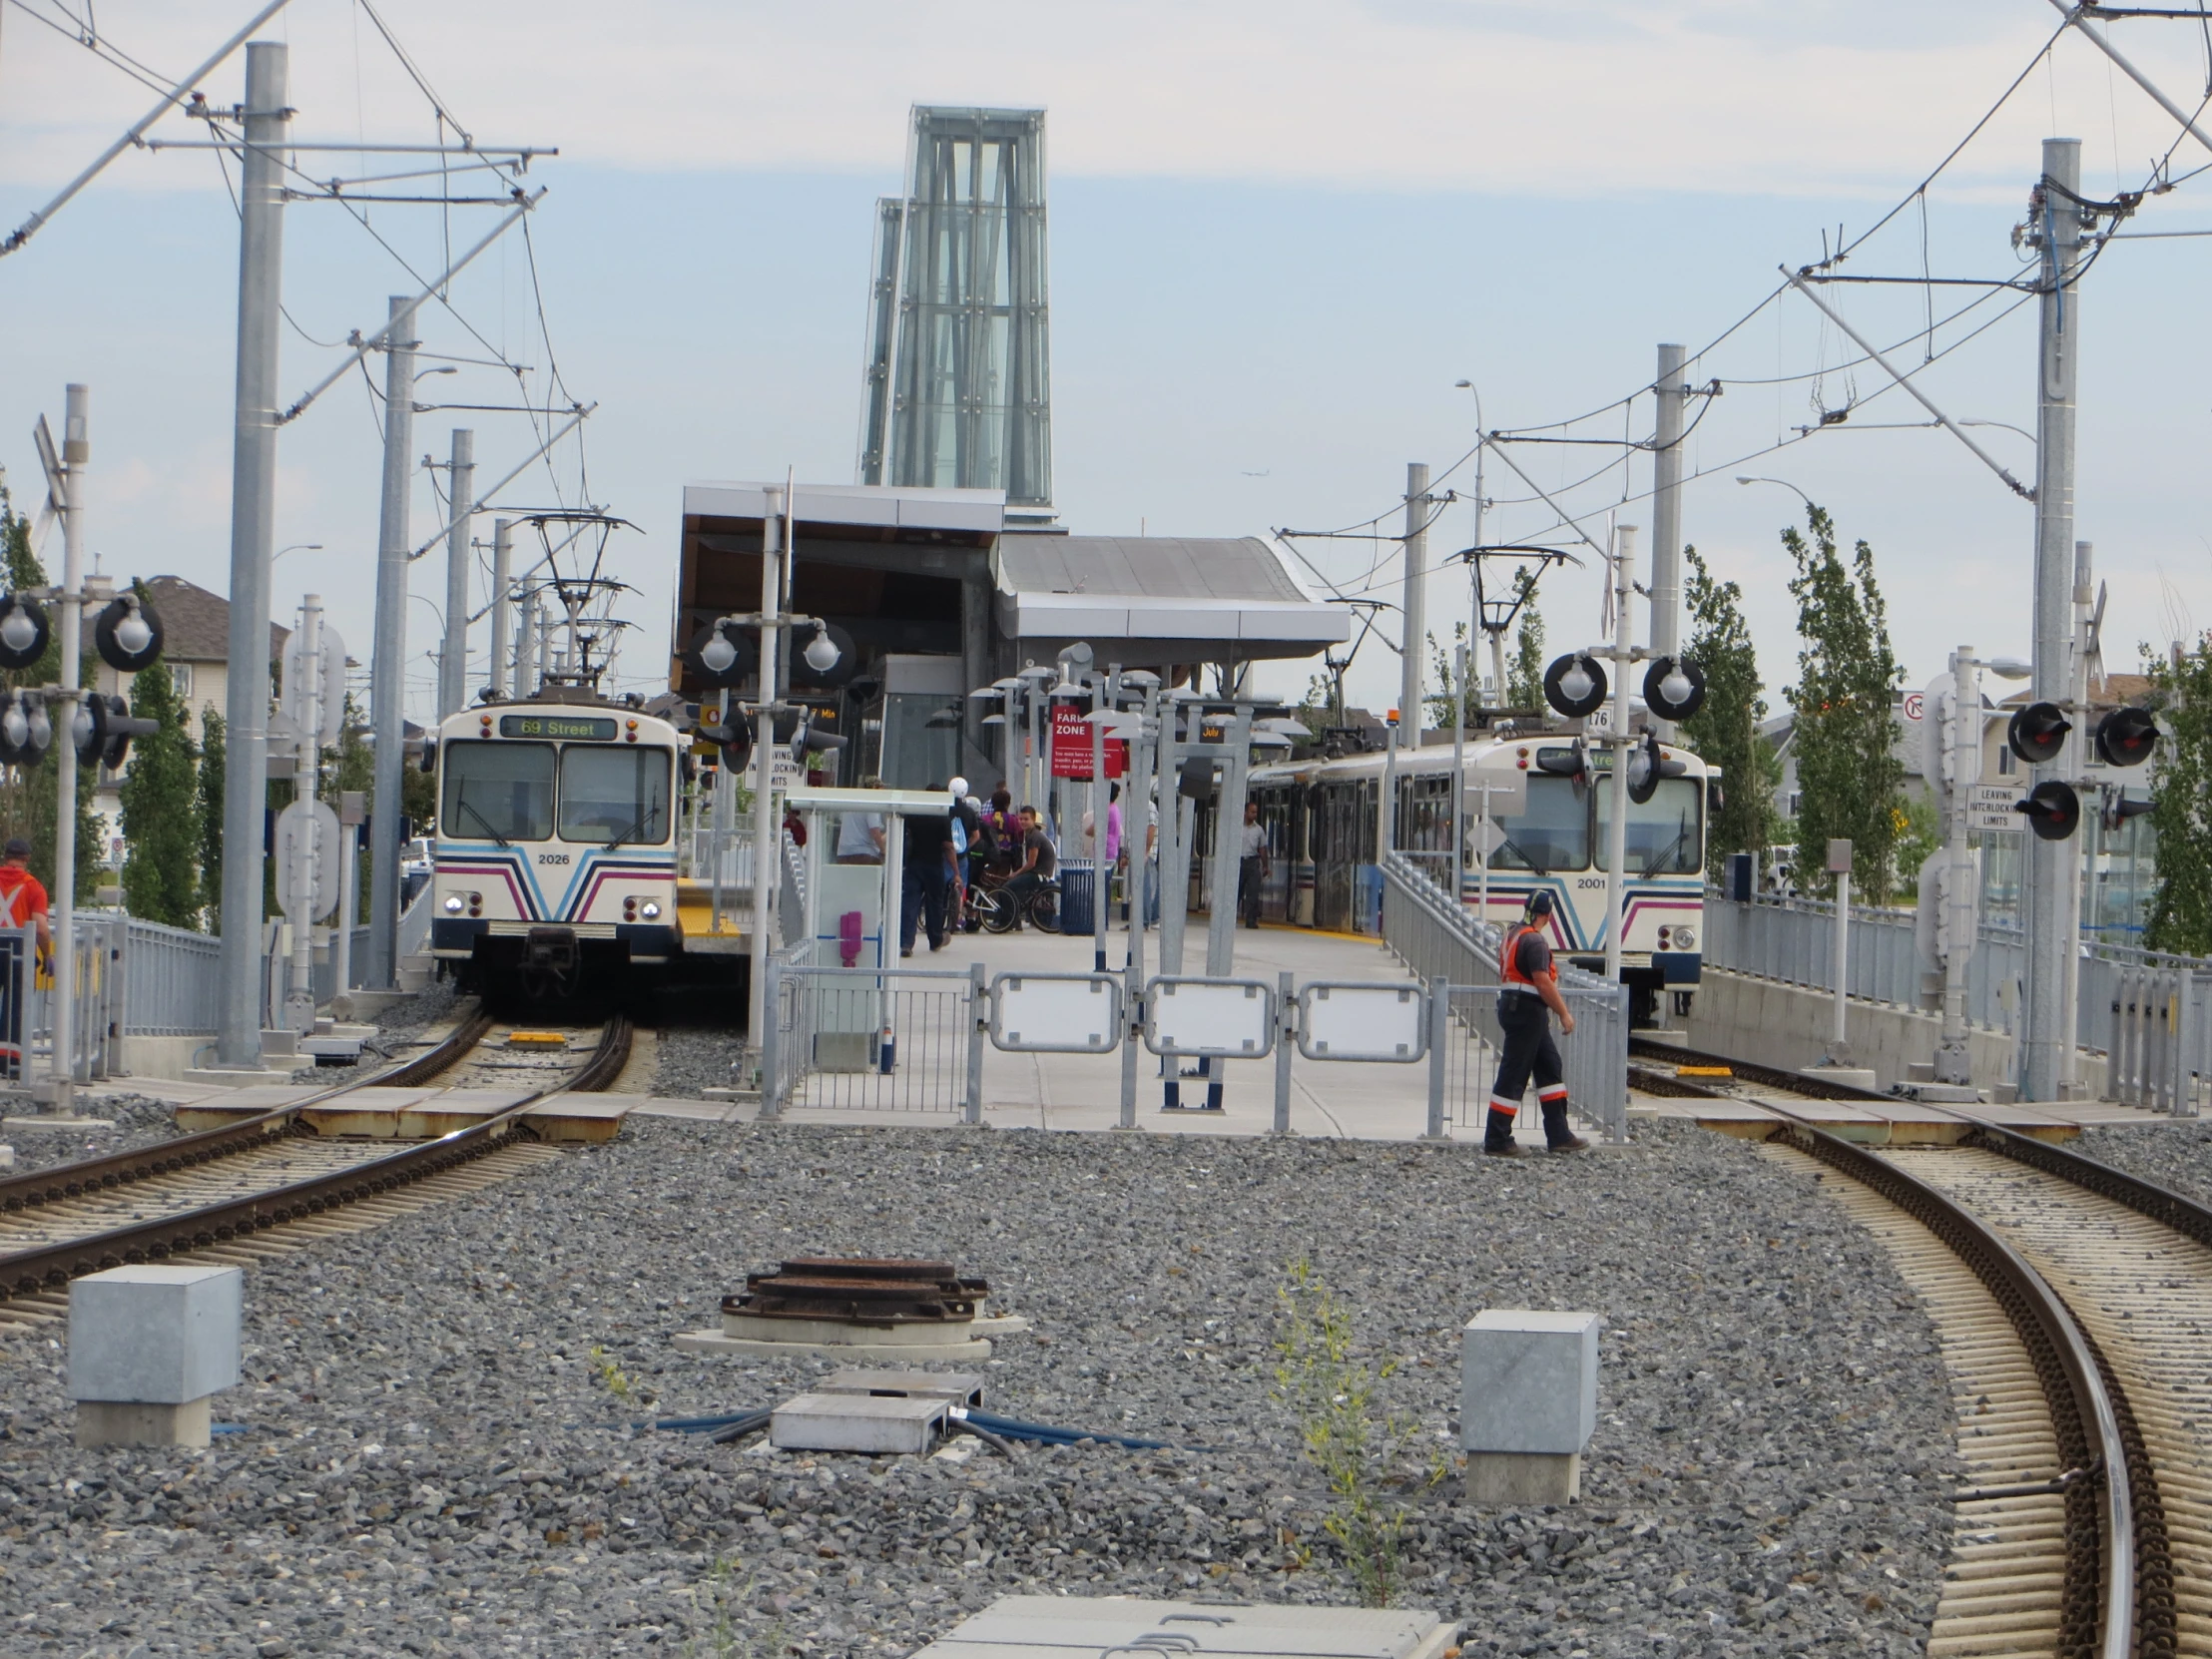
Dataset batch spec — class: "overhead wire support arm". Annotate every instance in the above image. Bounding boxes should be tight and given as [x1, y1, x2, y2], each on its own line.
[276, 189, 545, 426]
[0, 0, 292, 257]
[2052, 0, 2212, 159]
[1475, 437, 1620, 566]
[406, 405, 596, 563]
[1781, 267, 2035, 501]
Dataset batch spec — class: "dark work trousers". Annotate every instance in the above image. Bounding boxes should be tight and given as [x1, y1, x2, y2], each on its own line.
[1489, 990, 1568, 1135]
[1238, 856, 1264, 927]
[901, 859, 949, 952]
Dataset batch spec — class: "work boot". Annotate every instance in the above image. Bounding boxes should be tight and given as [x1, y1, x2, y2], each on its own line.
[1542, 1101, 1590, 1153]
[1482, 1108, 1521, 1156]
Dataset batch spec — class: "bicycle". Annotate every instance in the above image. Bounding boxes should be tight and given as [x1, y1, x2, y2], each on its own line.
[972, 869, 1062, 934]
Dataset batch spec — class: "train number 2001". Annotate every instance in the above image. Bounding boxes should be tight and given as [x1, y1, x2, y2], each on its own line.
[1575, 876, 1606, 889]
[538, 852, 571, 866]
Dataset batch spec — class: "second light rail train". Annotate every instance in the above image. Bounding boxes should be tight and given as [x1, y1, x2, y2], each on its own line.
[1244, 735, 1715, 1023]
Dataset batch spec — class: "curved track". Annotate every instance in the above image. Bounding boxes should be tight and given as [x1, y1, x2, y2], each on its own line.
[0, 1009, 630, 1321]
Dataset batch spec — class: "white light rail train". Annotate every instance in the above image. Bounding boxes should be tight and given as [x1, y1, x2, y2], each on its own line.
[428, 691, 685, 999]
[1244, 735, 1716, 1024]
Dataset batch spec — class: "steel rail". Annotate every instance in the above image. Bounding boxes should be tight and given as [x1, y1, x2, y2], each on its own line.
[1626, 1035, 1897, 1101]
[1761, 1103, 2134, 1659]
[0, 1014, 628, 1302]
[0, 1004, 497, 1217]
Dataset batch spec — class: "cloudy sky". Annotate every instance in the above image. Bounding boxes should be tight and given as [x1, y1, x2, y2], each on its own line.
[4, 0, 2212, 722]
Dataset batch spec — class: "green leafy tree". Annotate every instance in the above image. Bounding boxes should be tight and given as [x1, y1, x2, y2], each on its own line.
[118, 659, 202, 925]
[1505, 568, 1546, 712]
[1679, 545, 1778, 878]
[1422, 621, 1470, 732]
[2143, 637, 2212, 953]
[1783, 507, 1906, 902]
[197, 707, 226, 930]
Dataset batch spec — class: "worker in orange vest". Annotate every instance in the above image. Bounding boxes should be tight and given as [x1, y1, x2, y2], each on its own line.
[1487, 890, 1588, 1156]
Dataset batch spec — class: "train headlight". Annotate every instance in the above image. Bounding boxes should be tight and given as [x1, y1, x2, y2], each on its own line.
[442, 894, 464, 914]
[641, 900, 662, 919]
[1673, 925, 1697, 951]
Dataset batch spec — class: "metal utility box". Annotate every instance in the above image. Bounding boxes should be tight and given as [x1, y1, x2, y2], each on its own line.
[770, 1390, 948, 1454]
[904, 1596, 1460, 1657]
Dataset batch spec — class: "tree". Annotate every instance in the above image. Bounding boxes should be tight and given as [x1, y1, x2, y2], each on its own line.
[1422, 622, 1470, 732]
[118, 659, 201, 925]
[2142, 636, 2212, 954]
[1783, 507, 1907, 902]
[197, 707, 226, 930]
[1679, 545, 1778, 878]
[1505, 568, 1546, 712]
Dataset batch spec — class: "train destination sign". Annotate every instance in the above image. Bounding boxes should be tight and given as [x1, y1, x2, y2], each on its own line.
[499, 715, 619, 742]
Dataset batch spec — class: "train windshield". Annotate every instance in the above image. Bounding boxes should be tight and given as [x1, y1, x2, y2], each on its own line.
[442, 742, 554, 843]
[559, 746, 673, 845]
[1485, 777, 1590, 872]
[1593, 777, 1703, 874]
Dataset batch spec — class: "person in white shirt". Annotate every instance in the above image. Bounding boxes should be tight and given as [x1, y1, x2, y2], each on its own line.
[1237, 801, 1271, 928]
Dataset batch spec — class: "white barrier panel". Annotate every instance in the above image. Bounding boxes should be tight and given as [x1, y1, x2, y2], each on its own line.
[1298, 981, 1428, 1063]
[1144, 977, 1276, 1059]
[990, 972, 1124, 1054]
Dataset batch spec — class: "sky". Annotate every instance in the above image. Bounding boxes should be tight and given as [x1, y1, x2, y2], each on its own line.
[3, 0, 2212, 725]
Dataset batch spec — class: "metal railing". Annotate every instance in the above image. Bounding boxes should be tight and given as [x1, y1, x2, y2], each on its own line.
[2106, 966, 2212, 1115]
[761, 953, 982, 1116]
[1378, 851, 1629, 1142]
[122, 916, 224, 1036]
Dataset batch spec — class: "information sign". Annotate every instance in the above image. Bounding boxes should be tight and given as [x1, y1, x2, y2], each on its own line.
[1967, 783, 2025, 832]
[1050, 706, 1128, 781]
[499, 714, 618, 741]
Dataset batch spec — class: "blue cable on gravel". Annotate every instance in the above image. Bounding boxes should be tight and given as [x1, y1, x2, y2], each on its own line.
[636, 1405, 1193, 1452]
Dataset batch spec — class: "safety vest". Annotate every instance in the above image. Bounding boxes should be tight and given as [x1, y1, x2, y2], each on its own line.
[1500, 922, 1556, 992]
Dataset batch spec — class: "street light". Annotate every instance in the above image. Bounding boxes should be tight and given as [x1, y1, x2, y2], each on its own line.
[274, 542, 323, 563]
[1735, 475, 1818, 511]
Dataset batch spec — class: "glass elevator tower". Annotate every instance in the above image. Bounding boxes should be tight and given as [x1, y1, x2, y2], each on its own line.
[858, 106, 1052, 524]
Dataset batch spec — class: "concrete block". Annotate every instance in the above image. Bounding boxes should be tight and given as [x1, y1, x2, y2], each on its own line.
[0, 1144, 11, 1170]
[1799, 1065, 1878, 1093]
[819, 1368, 985, 1406]
[69, 1265, 242, 1405]
[1461, 1309, 1600, 1456]
[76, 1397, 213, 1450]
[770, 1391, 947, 1454]
[905, 1595, 1460, 1658]
[1466, 1450, 1582, 1506]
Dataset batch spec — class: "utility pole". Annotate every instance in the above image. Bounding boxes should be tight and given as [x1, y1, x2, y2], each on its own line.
[1601, 525, 1636, 984]
[1935, 647, 1983, 1088]
[46, 385, 89, 1111]
[215, 41, 289, 1068]
[365, 295, 418, 993]
[2022, 137, 2083, 1105]
[488, 517, 512, 698]
[1400, 462, 1428, 736]
[437, 428, 473, 719]
[747, 485, 786, 1073]
[514, 580, 538, 696]
[2061, 539, 2093, 1096]
[1648, 342, 1688, 742]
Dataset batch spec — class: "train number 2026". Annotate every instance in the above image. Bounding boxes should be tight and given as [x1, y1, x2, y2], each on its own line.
[538, 852, 571, 866]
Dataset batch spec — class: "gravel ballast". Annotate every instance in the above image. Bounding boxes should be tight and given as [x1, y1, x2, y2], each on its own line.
[0, 1117, 1957, 1656]
[2073, 1121, 2212, 1208]
[1, 1092, 181, 1177]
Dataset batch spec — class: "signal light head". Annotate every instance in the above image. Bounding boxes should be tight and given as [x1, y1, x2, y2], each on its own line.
[2013, 779, 2081, 840]
[2007, 700, 2072, 766]
[1641, 655, 1707, 723]
[92, 595, 164, 673]
[1543, 652, 1608, 720]
[2094, 706, 2157, 769]
[0, 594, 49, 672]
[685, 618, 754, 690]
[2100, 789, 2155, 834]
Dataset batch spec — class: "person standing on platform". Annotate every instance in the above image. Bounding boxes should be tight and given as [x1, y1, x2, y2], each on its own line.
[899, 789, 956, 957]
[1485, 891, 1589, 1156]
[947, 777, 981, 932]
[1237, 801, 1271, 928]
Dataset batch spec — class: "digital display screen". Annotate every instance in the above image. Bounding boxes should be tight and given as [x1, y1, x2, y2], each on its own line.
[498, 715, 618, 742]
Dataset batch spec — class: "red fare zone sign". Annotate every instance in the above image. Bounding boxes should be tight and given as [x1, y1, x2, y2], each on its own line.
[1050, 705, 1129, 780]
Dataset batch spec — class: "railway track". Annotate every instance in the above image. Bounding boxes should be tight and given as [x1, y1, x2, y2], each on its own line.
[1626, 1034, 1897, 1103]
[0, 1007, 631, 1330]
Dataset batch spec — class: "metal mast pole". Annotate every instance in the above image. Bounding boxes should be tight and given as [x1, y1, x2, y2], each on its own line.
[1400, 463, 1428, 735]
[2061, 539, 2093, 1094]
[365, 294, 417, 994]
[1648, 342, 1687, 742]
[487, 517, 511, 698]
[437, 429, 473, 719]
[1602, 526, 1636, 984]
[47, 384, 89, 1110]
[747, 488, 784, 1073]
[2022, 137, 2083, 1104]
[1936, 648, 1982, 1087]
[284, 595, 323, 1033]
[216, 41, 290, 1066]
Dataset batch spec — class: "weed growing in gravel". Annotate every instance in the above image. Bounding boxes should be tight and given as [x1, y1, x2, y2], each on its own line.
[684, 1557, 789, 1659]
[589, 1344, 637, 1401]
[1273, 1260, 1443, 1607]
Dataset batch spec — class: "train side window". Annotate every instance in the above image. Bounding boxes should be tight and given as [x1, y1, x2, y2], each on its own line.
[1485, 776, 1590, 872]
[559, 746, 674, 845]
[442, 741, 554, 843]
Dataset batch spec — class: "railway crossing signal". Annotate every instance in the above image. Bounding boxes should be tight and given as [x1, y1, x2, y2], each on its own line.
[2093, 706, 2157, 769]
[2013, 780, 2081, 841]
[1624, 730, 1686, 807]
[91, 593, 164, 674]
[2100, 788, 2154, 834]
[1541, 652, 1607, 720]
[684, 618, 754, 689]
[0, 594, 50, 671]
[2006, 701, 2071, 766]
[1640, 656, 1706, 723]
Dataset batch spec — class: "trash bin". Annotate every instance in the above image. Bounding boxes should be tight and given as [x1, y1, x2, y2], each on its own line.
[1060, 864, 1097, 936]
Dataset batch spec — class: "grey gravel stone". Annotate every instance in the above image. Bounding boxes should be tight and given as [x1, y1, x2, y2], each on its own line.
[652, 1024, 747, 1099]
[2, 1091, 178, 1176]
[2073, 1121, 2212, 1208]
[0, 1116, 1956, 1656]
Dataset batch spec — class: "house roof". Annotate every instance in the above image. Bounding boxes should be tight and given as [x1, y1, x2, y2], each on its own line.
[91, 575, 289, 664]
